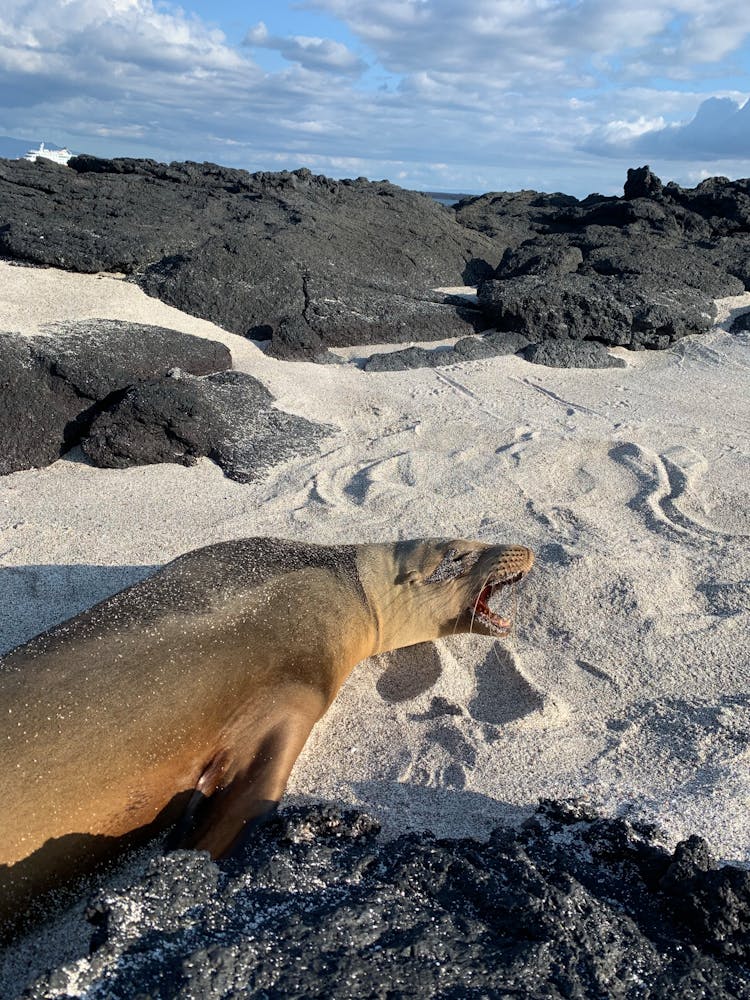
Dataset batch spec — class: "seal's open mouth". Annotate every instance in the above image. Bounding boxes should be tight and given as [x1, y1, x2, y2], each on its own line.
[470, 569, 527, 636]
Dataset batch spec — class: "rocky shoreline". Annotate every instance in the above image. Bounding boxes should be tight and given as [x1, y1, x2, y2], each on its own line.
[1, 160, 749, 998]
[2, 158, 749, 370]
[3, 157, 750, 479]
[14, 802, 750, 1000]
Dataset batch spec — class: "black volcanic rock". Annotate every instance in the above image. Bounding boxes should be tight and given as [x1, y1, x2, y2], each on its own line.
[730, 310, 750, 333]
[363, 330, 530, 371]
[0, 334, 83, 474]
[263, 315, 342, 363]
[665, 174, 750, 235]
[479, 273, 629, 342]
[558, 195, 681, 233]
[0, 321, 231, 475]
[478, 272, 716, 349]
[31, 319, 231, 399]
[624, 165, 665, 200]
[711, 235, 750, 288]
[624, 283, 718, 346]
[3, 159, 750, 372]
[83, 369, 334, 483]
[494, 238, 584, 279]
[520, 339, 626, 368]
[580, 237, 744, 298]
[459, 167, 750, 358]
[0, 158, 498, 356]
[454, 188, 580, 247]
[0, 320, 330, 481]
[17, 801, 750, 999]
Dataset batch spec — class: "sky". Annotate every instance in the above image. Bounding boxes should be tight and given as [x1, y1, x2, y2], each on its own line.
[1, 0, 750, 197]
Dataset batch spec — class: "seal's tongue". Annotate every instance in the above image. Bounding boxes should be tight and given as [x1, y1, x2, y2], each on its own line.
[475, 583, 512, 632]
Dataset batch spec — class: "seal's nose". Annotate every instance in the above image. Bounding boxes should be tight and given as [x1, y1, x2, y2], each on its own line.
[496, 544, 534, 577]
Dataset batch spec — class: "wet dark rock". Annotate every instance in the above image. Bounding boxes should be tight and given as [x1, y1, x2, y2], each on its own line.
[18, 801, 750, 999]
[0, 321, 231, 475]
[83, 369, 334, 483]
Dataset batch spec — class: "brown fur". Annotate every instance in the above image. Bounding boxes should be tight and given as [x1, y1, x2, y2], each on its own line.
[0, 536, 533, 939]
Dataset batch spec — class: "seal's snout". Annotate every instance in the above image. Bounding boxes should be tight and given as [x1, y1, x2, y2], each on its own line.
[494, 544, 534, 583]
[468, 543, 534, 637]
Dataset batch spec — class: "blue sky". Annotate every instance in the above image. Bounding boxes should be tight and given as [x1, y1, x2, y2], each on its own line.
[1, 1, 750, 196]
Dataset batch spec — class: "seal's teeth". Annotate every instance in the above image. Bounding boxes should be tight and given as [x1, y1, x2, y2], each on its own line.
[474, 610, 512, 635]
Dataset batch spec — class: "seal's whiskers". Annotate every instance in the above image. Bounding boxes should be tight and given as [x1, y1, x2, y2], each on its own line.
[468, 567, 495, 637]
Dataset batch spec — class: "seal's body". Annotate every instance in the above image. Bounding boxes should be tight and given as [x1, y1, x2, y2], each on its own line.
[0, 536, 533, 938]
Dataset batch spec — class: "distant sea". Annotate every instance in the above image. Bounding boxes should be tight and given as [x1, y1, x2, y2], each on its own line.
[425, 191, 477, 207]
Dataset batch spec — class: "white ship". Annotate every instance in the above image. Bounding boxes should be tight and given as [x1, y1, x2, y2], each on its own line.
[23, 142, 73, 165]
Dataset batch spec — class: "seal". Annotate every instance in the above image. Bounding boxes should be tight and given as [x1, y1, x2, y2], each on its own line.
[0, 536, 533, 939]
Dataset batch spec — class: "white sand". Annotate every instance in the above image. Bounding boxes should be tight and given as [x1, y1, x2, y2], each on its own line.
[1, 261, 749, 875]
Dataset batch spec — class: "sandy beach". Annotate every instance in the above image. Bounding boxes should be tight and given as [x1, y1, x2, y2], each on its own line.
[1, 259, 749, 992]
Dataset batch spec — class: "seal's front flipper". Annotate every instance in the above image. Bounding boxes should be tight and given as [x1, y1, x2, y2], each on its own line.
[177, 716, 315, 858]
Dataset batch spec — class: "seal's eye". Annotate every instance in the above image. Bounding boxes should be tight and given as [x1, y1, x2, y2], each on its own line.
[424, 549, 480, 583]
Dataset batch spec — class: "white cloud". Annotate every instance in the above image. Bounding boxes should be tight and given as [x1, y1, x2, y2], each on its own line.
[244, 21, 366, 76]
[0, 0, 246, 74]
[587, 95, 750, 158]
[599, 116, 669, 143]
[304, 0, 750, 82]
[0, 1, 749, 196]
[612, 97, 750, 160]
[277, 118, 344, 134]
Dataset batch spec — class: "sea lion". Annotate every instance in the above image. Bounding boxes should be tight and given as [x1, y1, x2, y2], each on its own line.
[0, 536, 533, 939]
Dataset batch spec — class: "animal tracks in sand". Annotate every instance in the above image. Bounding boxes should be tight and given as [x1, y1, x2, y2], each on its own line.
[495, 425, 541, 467]
[603, 696, 750, 766]
[698, 578, 750, 616]
[512, 376, 605, 419]
[295, 441, 504, 523]
[525, 500, 586, 550]
[467, 644, 546, 726]
[400, 720, 479, 790]
[610, 442, 750, 543]
[374, 638, 557, 793]
[294, 451, 423, 520]
[587, 695, 750, 849]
